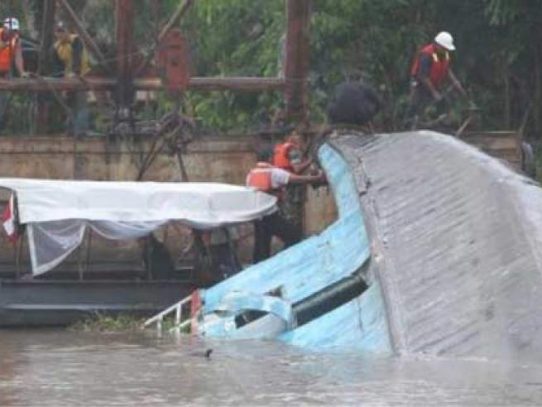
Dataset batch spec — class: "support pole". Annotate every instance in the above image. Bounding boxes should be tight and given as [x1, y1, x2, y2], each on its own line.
[284, 0, 311, 123]
[36, 0, 56, 133]
[38, 0, 56, 74]
[115, 0, 135, 113]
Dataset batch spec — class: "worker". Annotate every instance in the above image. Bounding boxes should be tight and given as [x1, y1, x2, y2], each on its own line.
[0, 17, 26, 78]
[138, 233, 176, 280]
[247, 148, 325, 263]
[405, 31, 468, 128]
[208, 227, 241, 278]
[327, 80, 382, 129]
[272, 128, 314, 230]
[52, 22, 91, 137]
[273, 129, 312, 174]
[0, 17, 27, 130]
[193, 227, 241, 284]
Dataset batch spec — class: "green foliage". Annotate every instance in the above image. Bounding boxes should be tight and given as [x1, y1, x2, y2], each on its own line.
[179, 0, 285, 132]
[2, 0, 542, 138]
[69, 313, 145, 333]
[483, 0, 522, 26]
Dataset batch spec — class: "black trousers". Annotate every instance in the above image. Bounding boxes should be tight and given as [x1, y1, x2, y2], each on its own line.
[404, 84, 433, 129]
[253, 212, 302, 263]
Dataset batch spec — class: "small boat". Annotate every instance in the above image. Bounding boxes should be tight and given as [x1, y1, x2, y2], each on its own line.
[0, 178, 276, 327]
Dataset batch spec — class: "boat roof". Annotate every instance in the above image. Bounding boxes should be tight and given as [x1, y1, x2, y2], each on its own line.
[0, 178, 276, 228]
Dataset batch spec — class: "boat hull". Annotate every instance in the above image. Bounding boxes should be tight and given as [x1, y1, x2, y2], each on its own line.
[0, 280, 193, 327]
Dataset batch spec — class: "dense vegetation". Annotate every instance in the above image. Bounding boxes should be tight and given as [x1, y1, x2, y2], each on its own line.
[1, 0, 542, 144]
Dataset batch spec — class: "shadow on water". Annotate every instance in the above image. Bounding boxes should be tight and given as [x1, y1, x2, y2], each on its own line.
[1, 329, 542, 406]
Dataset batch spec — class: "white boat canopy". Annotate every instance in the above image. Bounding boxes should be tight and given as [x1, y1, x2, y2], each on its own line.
[0, 178, 277, 275]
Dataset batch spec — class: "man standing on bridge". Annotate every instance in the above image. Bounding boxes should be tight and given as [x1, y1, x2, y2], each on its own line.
[52, 22, 91, 137]
[272, 128, 313, 230]
[0, 17, 27, 131]
[405, 31, 468, 129]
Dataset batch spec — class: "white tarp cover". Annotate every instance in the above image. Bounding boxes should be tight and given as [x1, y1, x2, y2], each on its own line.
[0, 178, 277, 275]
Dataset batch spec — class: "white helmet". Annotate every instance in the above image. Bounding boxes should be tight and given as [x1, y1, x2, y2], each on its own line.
[434, 31, 455, 51]
[3, 17, 20, 31]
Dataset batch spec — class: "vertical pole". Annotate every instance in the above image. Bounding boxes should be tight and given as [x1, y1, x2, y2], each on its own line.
[175, 303, 181, 329]
[284, 0, 311, 123]
[38, 0, 57, 74]
[36, 0, 56, 133]
[115, 0, 135, 113]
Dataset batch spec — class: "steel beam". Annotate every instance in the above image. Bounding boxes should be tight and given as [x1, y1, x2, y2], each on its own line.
[284, 0, 311, 122]
[135, 0, 195, 76]
[0, 77, 286, 92]
[159, 0, 194, 43]
[115, 0, 135, 109]
[36, 0, 57, 133]
[38, 0, 56, 74]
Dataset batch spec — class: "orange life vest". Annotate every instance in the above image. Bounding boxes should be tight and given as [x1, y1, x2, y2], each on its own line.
[246, 164, 273, 192]
[0, 29, 18, 74]
[410, 43, 450, 88]
[247, 163, 286, 202]
[273, 142, 296, 172]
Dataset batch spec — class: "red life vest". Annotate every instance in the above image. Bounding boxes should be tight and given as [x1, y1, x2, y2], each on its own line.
[410, 43, 450, 88]
[0, 29, 18, 74]
[273, 142, 296, 172]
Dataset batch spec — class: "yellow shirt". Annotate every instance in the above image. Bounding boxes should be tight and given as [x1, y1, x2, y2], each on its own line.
[54, 34, 90, 76]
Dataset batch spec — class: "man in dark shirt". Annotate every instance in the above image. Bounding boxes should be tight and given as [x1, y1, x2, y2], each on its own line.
[327, 81, 382, 129]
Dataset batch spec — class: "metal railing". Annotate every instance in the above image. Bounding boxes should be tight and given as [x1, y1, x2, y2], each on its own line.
[142, 293, 194, 334]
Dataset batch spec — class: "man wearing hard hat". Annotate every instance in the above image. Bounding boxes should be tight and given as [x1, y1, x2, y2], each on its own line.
[0, 17, 26, 78]
[52, 22, 91, 137]
[0, 17, 28, 130]
[405, 31, 467, 128]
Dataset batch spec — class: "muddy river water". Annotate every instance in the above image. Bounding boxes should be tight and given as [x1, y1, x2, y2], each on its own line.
[1, 329, 542, 406]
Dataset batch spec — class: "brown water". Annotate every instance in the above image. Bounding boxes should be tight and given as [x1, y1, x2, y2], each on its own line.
[1, 329, 542, 406]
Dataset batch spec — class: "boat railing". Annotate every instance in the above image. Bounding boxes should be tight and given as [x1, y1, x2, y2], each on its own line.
[142, 291, 198, 334]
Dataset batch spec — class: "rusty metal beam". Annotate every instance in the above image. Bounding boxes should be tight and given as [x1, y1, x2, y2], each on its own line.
[0, 77, 286, 92]
[36, 0, 57, 133]
[38, 0, 56, 74]
[56, 0, 108, 68]
[115, 0, 135, 109]
[284, 0, 311, 122]
[159, 0, 194, 42]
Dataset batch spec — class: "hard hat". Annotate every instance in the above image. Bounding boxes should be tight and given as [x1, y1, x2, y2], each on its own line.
[3, 17, 20, 31]
[434, 31, 455, 51]
[55, 21, 67, 32]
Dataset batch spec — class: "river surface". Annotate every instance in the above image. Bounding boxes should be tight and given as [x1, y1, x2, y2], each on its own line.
[1, 329, 542, 406]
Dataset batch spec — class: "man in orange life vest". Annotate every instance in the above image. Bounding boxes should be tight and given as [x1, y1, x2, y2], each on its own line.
[247, 148, 325, 263]
[0, 17, 27, 130]
[273, 130, 312, 174]
[273, 129, 314, 228]
[405, 31, 467, 127]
